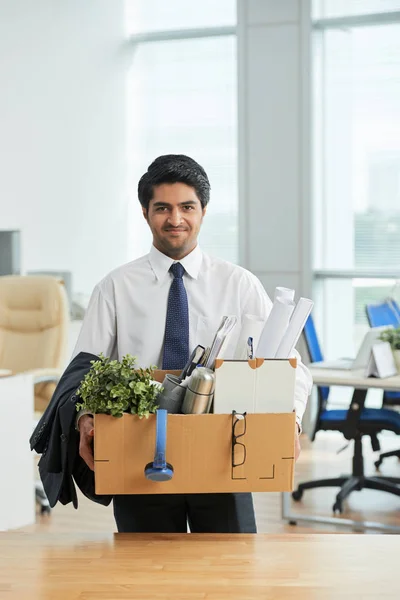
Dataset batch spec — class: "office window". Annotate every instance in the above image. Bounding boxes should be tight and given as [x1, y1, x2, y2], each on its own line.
[313, 8, 400, 358]
[313, 0, 400, 19]
[125, 2, 238, 262]
[126, 0, 236, 34]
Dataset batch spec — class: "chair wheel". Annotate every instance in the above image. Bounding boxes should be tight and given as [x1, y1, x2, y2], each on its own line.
[374, 459, 382, 469]
[40, 505, 51, 515]
[289, 520, 297, 526]
[333, 501, 343, 514]
[292, 489, 303, 501]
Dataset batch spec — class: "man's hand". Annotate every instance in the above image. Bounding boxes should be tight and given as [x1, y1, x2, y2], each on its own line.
[295, 423, 301, 462]
[78, 414, 95, 471]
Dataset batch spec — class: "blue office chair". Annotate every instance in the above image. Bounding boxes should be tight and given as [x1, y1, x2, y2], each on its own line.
[366, 299, 400, 331]
[292, 314, 400, 514]
[366, 299, 400, 469]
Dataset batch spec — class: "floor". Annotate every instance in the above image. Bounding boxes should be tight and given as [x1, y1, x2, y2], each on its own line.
[25, 430, 400, 535]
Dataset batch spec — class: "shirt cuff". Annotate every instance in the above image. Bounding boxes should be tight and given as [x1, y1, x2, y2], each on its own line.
[75, 409, 94, 432]
[296, 415, 302, 434]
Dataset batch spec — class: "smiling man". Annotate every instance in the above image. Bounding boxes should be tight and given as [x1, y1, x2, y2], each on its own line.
[145, 183, 203, 259]
[73, 154, 312, 533]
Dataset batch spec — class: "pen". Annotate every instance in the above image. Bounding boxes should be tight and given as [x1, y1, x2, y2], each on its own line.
[247, 337, 254, 360]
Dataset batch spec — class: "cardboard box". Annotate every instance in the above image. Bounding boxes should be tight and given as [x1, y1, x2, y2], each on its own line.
[94, 362, 297, 495]
[94, 359, 296, 494]
[94, 412, 296, 495]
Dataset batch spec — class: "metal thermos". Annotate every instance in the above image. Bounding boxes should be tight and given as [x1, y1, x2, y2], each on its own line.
[182, 367, 216, 414]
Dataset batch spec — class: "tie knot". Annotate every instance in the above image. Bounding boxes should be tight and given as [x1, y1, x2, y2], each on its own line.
[170, 262, 185, 279]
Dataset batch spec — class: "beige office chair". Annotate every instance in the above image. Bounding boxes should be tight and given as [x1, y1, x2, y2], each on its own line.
[0, 275, 69, 512]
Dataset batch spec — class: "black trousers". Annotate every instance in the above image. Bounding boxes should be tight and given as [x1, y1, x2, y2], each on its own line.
[113, 493, 256, 533]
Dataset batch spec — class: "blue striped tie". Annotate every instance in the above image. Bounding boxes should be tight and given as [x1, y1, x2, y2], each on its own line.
[162, 262, 189, 370]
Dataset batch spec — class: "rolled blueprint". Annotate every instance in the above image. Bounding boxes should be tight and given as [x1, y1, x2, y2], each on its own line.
[256, 297, 295, 359]
[275, 297, 314, 358]
[274, 287, 295, 303]
[233, 314, 267, 360]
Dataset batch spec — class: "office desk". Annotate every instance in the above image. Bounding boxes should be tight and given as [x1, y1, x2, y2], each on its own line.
[0, 532, 398, 599]
[309, 367, 400, 392]
[282, 366, 400, 533]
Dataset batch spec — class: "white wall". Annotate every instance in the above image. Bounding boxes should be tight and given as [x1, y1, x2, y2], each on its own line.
[237, 0, 312, 300]
[0, 0, 128, 295]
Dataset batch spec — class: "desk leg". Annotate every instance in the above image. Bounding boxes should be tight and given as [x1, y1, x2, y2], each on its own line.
[281, 491, 400, 533]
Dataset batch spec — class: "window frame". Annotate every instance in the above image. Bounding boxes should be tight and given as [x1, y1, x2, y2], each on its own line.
[312, 8, 400, 350]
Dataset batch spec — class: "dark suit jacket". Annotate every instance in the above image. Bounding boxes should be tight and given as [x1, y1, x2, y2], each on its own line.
[30, 351, 112, 509]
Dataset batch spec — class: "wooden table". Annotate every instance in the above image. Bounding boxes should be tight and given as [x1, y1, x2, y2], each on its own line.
[0, 532, 398, 599]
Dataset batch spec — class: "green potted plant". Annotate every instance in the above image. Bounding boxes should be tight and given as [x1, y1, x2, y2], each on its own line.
[76, 353, 161, 419]
[379, 327, 400, 371]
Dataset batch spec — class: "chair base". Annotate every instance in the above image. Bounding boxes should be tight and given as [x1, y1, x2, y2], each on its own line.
[35, 481, 51, 515]
[375, 448, 400, 469]
[292, 475, 400, 514]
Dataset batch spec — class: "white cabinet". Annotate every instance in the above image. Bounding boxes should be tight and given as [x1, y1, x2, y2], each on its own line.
[0, 374, 35, 530]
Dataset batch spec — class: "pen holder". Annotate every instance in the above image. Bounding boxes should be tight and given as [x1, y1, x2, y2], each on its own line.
[156, 374, 186, 414]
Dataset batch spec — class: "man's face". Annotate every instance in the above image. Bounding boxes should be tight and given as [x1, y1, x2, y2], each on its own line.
[143, 182, 206, 259]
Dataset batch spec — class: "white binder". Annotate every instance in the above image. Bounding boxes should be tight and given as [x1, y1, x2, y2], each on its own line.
[213, 358, 296, 414]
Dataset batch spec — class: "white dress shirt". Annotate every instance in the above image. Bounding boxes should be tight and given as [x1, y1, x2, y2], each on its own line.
[72, 245, 312, 425]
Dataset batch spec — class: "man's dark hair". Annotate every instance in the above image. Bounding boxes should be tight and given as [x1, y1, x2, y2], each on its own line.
[138, 154, 211, 210]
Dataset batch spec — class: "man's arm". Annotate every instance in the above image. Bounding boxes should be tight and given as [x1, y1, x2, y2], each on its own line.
[77, 414, 95, 471]
[292, 357, 313, 431]
[72, 282, 117, 470]
[72, 282, 117, 360]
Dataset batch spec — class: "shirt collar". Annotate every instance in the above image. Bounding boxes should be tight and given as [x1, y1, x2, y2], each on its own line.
[148, 244, 203, 282]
